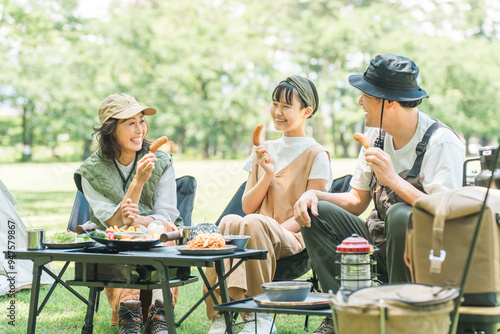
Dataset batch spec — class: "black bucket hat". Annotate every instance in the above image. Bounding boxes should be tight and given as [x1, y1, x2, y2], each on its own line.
[348, 54, 429, 102]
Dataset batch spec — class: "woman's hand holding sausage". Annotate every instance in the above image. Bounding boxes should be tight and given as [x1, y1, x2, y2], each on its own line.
[255, 146, 276, 175]
[135, 153, 156, 185]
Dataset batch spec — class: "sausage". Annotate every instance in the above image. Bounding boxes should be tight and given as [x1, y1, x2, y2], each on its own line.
[354, 133, 371, 149]
[149, 136, 168, 153]
[252, 124, 263, 146]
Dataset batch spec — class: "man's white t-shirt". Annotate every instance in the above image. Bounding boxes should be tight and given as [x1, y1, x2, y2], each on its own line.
[243, 136, 333, 192]
[351, 111, 465, 194]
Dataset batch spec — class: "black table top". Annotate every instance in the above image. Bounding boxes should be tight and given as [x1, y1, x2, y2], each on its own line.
[6, 245, 267, 267]
[214, 297, 333, 316]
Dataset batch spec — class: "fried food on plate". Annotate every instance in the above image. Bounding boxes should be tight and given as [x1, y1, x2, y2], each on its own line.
[186, 233, 226, 249]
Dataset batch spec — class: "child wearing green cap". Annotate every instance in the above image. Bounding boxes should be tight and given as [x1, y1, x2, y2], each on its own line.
[205, 76, 333, 334]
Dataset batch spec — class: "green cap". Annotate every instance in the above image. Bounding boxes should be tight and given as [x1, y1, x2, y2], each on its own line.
[98, 93, 157, 125]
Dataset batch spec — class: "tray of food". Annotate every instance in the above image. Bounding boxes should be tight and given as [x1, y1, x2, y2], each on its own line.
[44, 231, 96, 249]
[177, 233, 236, 255]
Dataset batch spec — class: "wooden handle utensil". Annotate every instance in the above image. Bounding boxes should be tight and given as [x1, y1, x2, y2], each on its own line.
[75, 222, 97, 234]
[160, 231, 182, 242]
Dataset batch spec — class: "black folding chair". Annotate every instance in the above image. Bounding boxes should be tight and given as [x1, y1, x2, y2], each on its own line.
[67, 175, 197, 231]
[60, 175, 197, 319]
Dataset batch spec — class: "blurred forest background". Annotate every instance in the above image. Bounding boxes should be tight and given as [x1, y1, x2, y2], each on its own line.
[0, 0, 499, 163]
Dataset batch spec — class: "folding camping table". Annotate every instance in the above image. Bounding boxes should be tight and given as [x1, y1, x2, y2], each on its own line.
[214, 296, 332, 332]
[7, 245, 267, 334]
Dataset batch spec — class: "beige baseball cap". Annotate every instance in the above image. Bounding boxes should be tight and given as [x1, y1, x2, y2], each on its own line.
[98, 93, 157, 125]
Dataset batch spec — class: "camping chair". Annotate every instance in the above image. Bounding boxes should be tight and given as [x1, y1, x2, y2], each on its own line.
[215, 175, 352, 330]
[67, 175, 197, 231]
[61, 175, 197, 319]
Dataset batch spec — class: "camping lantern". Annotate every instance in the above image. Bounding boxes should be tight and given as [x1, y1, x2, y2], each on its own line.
[336, 234, 376, 291]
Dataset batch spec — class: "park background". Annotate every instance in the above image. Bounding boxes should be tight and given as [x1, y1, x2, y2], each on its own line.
[1, 0, 499, 333]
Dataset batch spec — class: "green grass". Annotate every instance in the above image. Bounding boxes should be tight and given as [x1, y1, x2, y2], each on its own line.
[0, 159, 358, 333]
[1, 265, 324, 333]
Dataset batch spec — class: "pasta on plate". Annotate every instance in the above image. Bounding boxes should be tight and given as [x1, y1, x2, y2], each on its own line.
[186, 233, 226, 249]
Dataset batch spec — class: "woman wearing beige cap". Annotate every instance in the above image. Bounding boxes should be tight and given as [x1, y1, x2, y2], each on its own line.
[74, 93, 180, 334]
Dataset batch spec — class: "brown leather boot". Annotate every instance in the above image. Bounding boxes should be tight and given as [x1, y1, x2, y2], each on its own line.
[117, 300, 143, 334]
[144, 299, 168, 334]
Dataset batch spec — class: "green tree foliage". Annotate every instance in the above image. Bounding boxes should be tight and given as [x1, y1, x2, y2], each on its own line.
[0, 0, 84, 161]
[1, 0, 499, 161]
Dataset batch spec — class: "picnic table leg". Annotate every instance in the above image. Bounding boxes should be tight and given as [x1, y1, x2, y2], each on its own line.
[27, 261, 42, 334]
[81, 286, 98, 334]
[153, 261, 176, 334]
[27, 256, 52, 334]
[214, 260, 234, 334]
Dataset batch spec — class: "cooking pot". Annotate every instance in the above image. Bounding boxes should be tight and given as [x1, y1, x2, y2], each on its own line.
[463, 145, 500, 189]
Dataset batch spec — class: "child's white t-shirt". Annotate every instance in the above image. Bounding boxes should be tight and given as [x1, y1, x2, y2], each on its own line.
[244, 136, 333, 192]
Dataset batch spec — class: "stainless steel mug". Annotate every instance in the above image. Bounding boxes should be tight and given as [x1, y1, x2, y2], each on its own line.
[27, 229, 45, 250]
[179, 226, 196, 245]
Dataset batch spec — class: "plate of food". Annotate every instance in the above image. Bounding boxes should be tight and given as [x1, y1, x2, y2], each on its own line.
[177, 233, 236, 255]
[177, 244, 237, 255]
[44, 231, 96, 249]
[87, 230, 162, 251]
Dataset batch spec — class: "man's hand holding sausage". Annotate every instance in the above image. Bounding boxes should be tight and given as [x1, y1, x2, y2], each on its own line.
[364, 147, 399, 189]
[364, 147, 426, 205]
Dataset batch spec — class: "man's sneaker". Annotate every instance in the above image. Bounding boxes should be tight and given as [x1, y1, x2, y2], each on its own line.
[313, 316, 335, 334]
[117, 300, 143, 334]
[208, 314, 228, 334]
[239, 313, 277, 334]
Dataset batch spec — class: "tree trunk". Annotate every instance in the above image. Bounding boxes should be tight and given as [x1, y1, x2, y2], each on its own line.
[339, 131, 349, 158]
[481, 135, 489, 147]
[464, 134, 470, 156]
[51, 145, 59, 159]
[203, 140, 209, 159]
[82, 138, 92, 160]
[331, 120, 338, 157]
[231, 131, 242, 157]
[317, 120, 324, 145]
[21, 103, 33, 162]
[176, 126, 186, 154]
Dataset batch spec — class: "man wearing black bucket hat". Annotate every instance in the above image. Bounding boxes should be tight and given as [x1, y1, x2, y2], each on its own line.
[294, 54, 465, 334]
